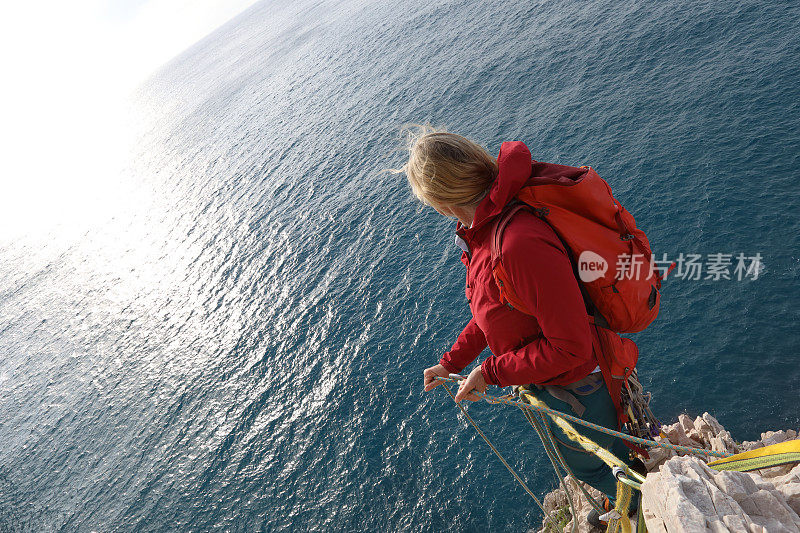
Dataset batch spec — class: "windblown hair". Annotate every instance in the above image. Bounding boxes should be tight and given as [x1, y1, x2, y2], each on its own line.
[394, 125, 497, 212]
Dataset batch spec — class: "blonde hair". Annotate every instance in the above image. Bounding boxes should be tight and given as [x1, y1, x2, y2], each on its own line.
[395, 124, 497, 212]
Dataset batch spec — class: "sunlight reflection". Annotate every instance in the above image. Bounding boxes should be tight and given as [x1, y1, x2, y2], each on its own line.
[0, 1, 259, 245]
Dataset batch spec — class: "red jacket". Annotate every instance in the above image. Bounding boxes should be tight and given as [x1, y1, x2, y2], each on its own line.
[439, 141, 598, 387]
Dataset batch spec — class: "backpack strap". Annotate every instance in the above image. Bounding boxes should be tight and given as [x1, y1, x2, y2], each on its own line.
[490, 202, 530, 267]
[491, 202, 611, 329]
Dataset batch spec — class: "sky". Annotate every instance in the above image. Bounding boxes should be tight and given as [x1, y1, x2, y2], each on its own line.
[0, 0, 260, 242]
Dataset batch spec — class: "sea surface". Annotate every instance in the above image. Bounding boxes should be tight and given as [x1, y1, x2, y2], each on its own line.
[1, 0, 799, 531]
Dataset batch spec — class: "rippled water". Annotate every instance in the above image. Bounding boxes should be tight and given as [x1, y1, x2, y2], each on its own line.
[1, 0, 799, 530]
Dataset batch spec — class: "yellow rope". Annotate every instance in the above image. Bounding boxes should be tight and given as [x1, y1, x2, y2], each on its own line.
[607, 479, 632, 533]
[519, 391, 644, 532]
[520, 392, 643, 480]
[707, 439, 800, 472]
[440, 380, 651, 532]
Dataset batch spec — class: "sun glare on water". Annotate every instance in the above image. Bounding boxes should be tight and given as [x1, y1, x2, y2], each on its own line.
[0, 0, 258, 246]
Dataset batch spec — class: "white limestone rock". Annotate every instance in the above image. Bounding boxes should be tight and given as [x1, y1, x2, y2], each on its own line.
[644, 441, 677, 471]
[642, 456, 800, 532]
[783, 481, 800, 516]
[762, 430, 797, 447]
[709, 430, 738, 455]
[536, 413, 800, 533]
[678, 413, 695, 434]
[702, 413, 725, 435]
[663, 418, 698, 448]
[741, 440, 765, 452]
[532, 474, 605, 533]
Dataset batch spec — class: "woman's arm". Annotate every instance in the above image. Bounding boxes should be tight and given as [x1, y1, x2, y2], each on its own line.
[480, 211, 594, 387]
[439, 317, 488, 374]
[424, 318, 487, 394]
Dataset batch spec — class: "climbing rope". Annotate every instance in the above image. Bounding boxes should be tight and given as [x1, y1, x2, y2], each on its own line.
[435, 374, 778, 533]
[439, 382, 563, 532]
[520, 391, 646, 483]
[519, 390, 640, 532]
[437, 375, 799, 532]
[435, 374, 713, 533]
[707, 439, 800, 472]
[433, 376, 733, 460]
[610, 469, 634, 533]
[519, 404, 581, 532]
[439, 377, 644, 532]
[539, 413, 606, 513]
[520, 402, 605, 515]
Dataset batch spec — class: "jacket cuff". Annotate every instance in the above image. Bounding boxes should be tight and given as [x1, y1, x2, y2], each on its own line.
[480, 359, 498, 386]
[439, 356, 459, 375]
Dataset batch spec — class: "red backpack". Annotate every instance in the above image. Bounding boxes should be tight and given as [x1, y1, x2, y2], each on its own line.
[491, 162, 674, 439]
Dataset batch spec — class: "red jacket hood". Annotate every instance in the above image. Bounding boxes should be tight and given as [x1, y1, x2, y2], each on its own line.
[458, 141, 594, 237]
[458, 141, 532, 235]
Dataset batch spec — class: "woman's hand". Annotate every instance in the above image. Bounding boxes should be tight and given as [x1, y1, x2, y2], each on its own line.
[423, 364, 450, 392]
[454, 366, 487, 402]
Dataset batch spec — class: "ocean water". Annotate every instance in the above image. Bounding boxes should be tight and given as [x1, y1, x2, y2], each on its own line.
[1, 0, 799, 531]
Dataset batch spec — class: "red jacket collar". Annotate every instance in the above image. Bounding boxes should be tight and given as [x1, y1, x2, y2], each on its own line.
[457, 141, 532, 237]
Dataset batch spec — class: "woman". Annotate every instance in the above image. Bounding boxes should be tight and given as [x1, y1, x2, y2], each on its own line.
[401, 125, 641, 527]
